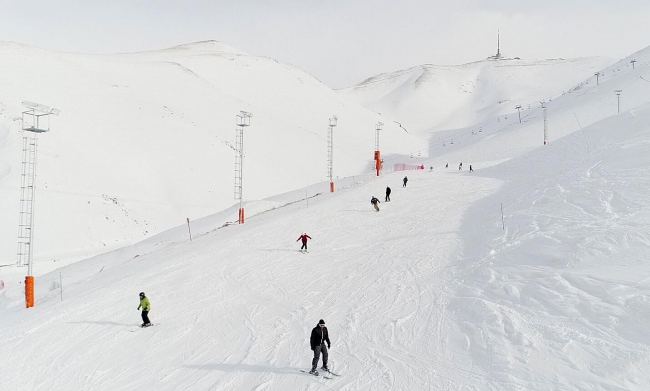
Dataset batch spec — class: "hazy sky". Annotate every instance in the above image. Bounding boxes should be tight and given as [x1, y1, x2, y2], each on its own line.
[1, 0, 649, 88]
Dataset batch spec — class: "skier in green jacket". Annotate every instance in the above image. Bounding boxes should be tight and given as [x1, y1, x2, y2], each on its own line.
[137, 292, 152, 327]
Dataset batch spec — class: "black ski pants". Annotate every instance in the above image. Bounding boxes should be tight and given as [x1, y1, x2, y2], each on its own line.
[312, 344, 328, 370]
[301, 242, 308, 250]
[141, 310, 150, 325]
[385, 193, 390, 202]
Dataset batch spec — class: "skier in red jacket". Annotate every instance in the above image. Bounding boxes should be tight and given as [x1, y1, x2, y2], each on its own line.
[297, 233, 312, 253]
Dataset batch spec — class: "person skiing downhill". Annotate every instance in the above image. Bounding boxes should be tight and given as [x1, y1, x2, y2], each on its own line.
[371, 196, 380, 211]
[385, 186, 391, 202]
[459, 162, 463, 171]
[469, 165, 473, 172]
[296, 233, 312, 253]
[402, 176, 408, 187]
[309, 319, 331, 375]
[137, 292, 152, 327]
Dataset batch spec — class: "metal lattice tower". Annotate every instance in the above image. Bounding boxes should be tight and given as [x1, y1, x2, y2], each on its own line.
[234, 111, 251, 224]
[542, 102, 548, 145]
[327, 116, 337, 192]
[234, 127, 244, 200]
[17, 136, 38, 267]
[615, 90, 622, 114]
[16, 101, 59, 308]
[375, 122, 382, 152]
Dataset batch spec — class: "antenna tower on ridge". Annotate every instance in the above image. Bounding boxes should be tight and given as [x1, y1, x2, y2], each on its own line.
[497, 30, 501, 58]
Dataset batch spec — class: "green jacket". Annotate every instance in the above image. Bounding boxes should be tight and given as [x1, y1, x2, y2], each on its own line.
[138, 297, 151, 311]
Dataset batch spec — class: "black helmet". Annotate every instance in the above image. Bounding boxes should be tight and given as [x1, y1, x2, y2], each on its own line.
[139, 292, 145, 297]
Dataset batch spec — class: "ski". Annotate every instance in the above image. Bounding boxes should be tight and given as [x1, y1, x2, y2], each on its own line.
[130, 323, 154, 331]
[300, 370, 331, 379]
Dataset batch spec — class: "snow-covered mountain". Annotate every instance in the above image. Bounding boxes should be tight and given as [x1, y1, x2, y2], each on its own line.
[339, 56, 615, 135]
[0, 40, 425, 264]
[2, 41, 650, 390]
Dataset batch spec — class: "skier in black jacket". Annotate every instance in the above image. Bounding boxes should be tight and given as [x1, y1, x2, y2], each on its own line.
[371, 196, 380, 212]
[385, 186, 391, 202]
[309, 319, 331, 374]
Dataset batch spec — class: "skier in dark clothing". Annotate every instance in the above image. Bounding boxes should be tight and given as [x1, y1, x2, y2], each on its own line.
[402, 176, 408, 187]
[446, 163, 448, 168]
[296, 233, 312, 253]
[459, 162, 463, 171]
[469, 165, 473, 172]
[137, 292, 152, 327]
[309, 319, 331, 374]
[385, 187, 391, 202]
[371, 196, 380, 211]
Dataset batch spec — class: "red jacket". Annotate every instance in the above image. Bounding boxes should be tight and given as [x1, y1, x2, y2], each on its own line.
[297, 234, 312, 243]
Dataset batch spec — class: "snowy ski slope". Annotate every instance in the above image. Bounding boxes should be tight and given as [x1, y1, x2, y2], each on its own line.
[1, 43, 650, 390]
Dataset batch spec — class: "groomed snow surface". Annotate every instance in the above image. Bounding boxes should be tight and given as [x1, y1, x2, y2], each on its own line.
[2, 103, 650, 390]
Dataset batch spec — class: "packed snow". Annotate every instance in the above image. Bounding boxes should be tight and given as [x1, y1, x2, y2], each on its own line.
[2, 41, 650, 390]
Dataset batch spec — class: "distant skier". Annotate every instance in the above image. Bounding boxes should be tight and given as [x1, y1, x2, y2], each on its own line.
[459, 162, 463, 171]
[309, 319, 331, 375]
[385, 186, 391, 202]
[469, 165, 473, 172]
[296, 233, 312, 253]
[371, 196, 380, 211]
[137, 292, 152, 327]
[445, 163, 448, 168]
[402, 176, 408, 187]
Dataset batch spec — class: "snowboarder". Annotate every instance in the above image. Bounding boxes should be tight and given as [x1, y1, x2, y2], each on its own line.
[402, 176, 408, 187]
[385, 186, 391, 202]
[371, 196, 380, 211]
[296, 233, 312, 253]
[469, 165, 473, 172]
[137, 292, 151, 327]
[309, 319, 331, 375]
[459, 162, 463, 171]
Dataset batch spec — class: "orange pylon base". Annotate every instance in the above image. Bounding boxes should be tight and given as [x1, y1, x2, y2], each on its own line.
[25, 276, 34, 308]
[238, 208, 245, 224]
[330, 182, 334, 193]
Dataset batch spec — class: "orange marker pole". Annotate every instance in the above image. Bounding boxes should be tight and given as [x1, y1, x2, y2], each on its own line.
[375, 151, 381, 176]
[25, 276, 34, 308]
